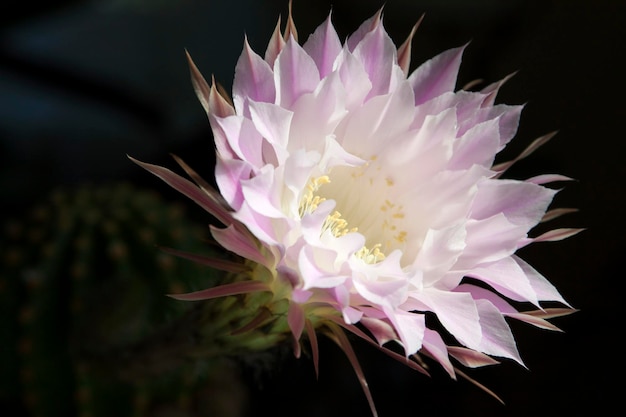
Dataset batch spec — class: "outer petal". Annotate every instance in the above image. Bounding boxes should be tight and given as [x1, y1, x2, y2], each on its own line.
[352, 23, 398, 98]
[422, 328, 456, 378]
[474, 299, 524, 365]
[464, 256, 540, 305]
[449, 117, 501, 170]
[360, 316, 397, 346]
[303, 13, 343, 79]
[211, 115, 265, 169]
[409, 45, 467, 105]
[346, 9, 382, 52]
[210, 224, 273, 268]
[334, 46, 372, 111]
[233, 38, 276, 114]
[416, 289, 481, 349]
[240, 166, 285, 218]
[513, 255, 571, 305]
[248, 100, 293, 164]
[289, 71, 348, 153]
[274, 37, 320, 109]
[459, 214, 529, 267]
[383, 307, 425, 356]
[215, 157, 251, 209]
[264, 15, 286, 66]
[288, 301, 305, 358]
[471, 180, 557, 226]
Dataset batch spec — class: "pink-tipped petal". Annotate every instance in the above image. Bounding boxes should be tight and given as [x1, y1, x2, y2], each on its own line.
[541, 207, 579, 222]
[326, 323, 379, 417]
[409, 44, 467, 105]
[305, 318, 320, 378]
[526, 174, 575, 185]
[171, 154, 229, 206]
[208, 77, 236, 118]
[418, 289, 482, 349]
[513, 255, 572, 306]
[360, 317, 397, 346]
[185, 50, 212, 115]
[523, 307, 579, 319]
[210, 224, 273, 268]
[422, 328, 456, 378]
[265, 15, 286, 66]
[474, 299, 524, 366]
[352, 23, 398, 98]
[465, 256, 540, 305]
[471, 180, 557, 228]
[346, 7, 383, 51]
[493, 130, 558, 175]
[283, 0, 298, 42]
[504, 312, 564, 332]
[248, 100, 293, 152]
[480, 71, 518, 107]
[328, 316, 430, 376]
[396, 14, 423, 76]
[274, 38, 320, 109]
[532, 228, 585, 243]
[288, 302, 305, 358]
[233, 37, 276, 113]
[129, 156, 232, 225]
[448, 346, 500, 368]
[303, 12, 342, 79]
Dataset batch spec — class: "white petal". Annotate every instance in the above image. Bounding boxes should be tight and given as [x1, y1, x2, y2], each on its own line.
[416, 289, 481, 349]
[289, 71, 348, 153]
[274, 37, 320, 109]
[513, 255, 571, 306]
[248, 100, 293, 163]
[464, 256, 540, 305]
[471, 179, 557, 226]
[474, 299, 524, 365]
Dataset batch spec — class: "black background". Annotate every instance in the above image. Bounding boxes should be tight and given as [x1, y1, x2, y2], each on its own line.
[1, 0, 624, 416]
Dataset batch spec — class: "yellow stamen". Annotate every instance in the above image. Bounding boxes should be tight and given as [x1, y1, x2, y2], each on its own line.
[299, 174, 407, 264]
[355, 244, 386, 264]
[299, 176, 330, 217]
[323, 211, 358, 237]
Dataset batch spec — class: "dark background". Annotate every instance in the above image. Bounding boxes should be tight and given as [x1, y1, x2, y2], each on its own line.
[1, 0, 624, 416]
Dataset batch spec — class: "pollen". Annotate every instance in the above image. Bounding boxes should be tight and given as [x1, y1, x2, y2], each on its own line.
[395, 231, 407, 243]
[323, 210, 358, 237]
[356, 244, 385, 264]
[299, 176, 330, 217]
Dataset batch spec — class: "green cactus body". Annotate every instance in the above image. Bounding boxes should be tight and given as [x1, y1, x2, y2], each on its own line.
[1, 183, 251, 417]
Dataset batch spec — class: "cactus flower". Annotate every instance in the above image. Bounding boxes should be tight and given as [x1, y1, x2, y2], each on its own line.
[131, 4, 581, 415]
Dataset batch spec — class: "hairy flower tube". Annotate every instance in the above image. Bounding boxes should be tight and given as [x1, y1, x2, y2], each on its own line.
[131, 4, 581, 415]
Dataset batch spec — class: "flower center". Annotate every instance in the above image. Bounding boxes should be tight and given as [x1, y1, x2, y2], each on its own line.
[308, 159, 414, 265]
[299, 175, 386, 264]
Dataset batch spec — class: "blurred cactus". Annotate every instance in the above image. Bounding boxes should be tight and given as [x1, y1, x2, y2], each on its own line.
[1, 182, 249, 417]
